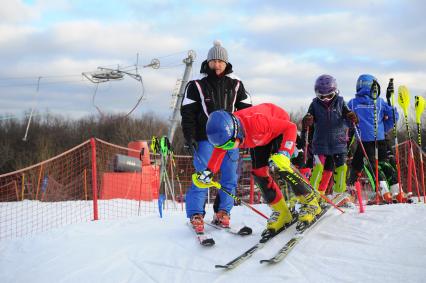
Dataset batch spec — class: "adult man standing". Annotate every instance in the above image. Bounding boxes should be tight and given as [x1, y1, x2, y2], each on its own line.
[181, 40, 252, 233]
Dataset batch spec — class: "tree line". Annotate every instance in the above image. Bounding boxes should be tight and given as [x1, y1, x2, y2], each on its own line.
[0, 111, 178, 174]
[0, 109, 423, 175]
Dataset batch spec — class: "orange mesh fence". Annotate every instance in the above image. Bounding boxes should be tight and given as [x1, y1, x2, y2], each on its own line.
[0, 138, 257, 240]
[0, 140, 93, 240]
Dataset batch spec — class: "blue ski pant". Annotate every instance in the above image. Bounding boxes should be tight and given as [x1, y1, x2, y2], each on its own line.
[185, 140, 239, 218]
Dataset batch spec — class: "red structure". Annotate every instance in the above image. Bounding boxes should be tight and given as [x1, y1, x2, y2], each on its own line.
[100, 140, 160, 201]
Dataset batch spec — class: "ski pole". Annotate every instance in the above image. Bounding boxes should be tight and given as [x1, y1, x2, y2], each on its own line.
[372, 80, 381, 204]
[160, 136, 177, 205]
[161, 136, 184, 211]
[192, 173, 269, 220]
[398, 86, 421, 201]
[355, 181, 365, 213]
[151, 136, 165, 217]
[414, 95, 425, 202]
[388, 78, 404, 199]
[353, 123, 378, 189]
[303, 126, 310, 164]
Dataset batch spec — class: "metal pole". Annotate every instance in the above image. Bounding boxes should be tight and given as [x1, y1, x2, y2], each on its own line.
[23, 76, 41, 141]
[167, 50, 196, 143]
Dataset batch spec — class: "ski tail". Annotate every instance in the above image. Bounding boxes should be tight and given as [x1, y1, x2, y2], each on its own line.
[187, 223, 215, 247]
[206, 222, 253, 236]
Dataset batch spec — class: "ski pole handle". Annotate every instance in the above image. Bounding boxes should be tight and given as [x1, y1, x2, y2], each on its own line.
[415, 95, 425, 125]
[398, 85, 410, 117]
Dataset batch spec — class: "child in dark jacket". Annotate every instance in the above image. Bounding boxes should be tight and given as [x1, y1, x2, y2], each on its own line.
[303, 75, 358, 203]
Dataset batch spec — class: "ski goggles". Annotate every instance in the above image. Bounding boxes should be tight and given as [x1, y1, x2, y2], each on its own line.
[316, 90, 338, 101]
[215, 138, 237, 150]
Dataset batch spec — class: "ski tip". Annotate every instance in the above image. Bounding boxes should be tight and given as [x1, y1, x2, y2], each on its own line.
[215, 264, 231, 269]
[259, 259, 273, 264]
[238, 226, 253, 236]
[201, 239, 215, 246]
[259, 233, 273, 243]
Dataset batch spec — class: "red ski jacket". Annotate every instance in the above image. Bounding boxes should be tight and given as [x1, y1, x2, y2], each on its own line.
[207, 103, 297, 173]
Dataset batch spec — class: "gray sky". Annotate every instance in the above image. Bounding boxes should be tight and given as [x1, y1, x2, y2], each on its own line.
[1, 0, 425, 121]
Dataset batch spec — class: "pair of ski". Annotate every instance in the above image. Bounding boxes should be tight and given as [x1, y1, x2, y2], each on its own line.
[190, 222, 253, 247]
[215, 205, 331, 270]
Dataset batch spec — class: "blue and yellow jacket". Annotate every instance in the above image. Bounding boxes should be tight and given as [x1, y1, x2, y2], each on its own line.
[348, 93, 399, 142]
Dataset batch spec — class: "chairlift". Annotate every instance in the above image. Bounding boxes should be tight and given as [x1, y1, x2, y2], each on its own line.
[82, 60, 151, 117]
[91, 69, 124, 81]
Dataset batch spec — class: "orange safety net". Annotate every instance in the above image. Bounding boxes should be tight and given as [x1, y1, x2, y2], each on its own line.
[0, 138, 258, 240]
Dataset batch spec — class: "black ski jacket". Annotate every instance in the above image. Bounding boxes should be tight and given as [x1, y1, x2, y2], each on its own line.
[180, 60, 252, 142]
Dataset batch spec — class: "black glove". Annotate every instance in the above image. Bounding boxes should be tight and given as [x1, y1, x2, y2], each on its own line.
[184, 137, 198, 155]
[371, 80, 381, 98]
[346, 111, 359, 124]
[386, 78, 394, 106]
[302, 114, 314, 129]
[196, 169, 213, 184]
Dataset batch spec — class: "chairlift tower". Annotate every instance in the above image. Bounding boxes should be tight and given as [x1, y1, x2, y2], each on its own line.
[167, 50, 196, 143]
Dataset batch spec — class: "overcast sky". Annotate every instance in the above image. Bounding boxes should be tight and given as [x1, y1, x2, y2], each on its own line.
[1, 0, 425, 121]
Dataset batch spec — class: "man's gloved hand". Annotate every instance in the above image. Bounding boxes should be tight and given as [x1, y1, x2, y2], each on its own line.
[279, 150, 291, 159]
[302, 114, 314, 129]
[184, 137, 198, 155]
[196, 169, 213, 184]
[346, 111, 359, 124]
[386, 78, 394, 106]
[269, 151, 291, 171]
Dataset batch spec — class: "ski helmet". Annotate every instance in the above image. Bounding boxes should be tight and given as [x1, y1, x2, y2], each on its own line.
[314, 74, 339, 101]
[206, 110, 242, 149]
[356, 74, 377, 96]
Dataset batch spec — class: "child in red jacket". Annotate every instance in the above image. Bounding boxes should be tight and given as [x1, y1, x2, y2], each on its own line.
[194, 103, 322, 235]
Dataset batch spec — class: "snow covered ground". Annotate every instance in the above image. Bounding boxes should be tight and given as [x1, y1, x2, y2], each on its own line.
[1, 202, 426, 283]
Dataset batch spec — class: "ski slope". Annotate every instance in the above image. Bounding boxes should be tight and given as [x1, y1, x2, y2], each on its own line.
[1, 203, 426, 283]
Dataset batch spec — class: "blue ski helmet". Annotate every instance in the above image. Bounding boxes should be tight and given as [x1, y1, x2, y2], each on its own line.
[314, 74, 339, 101]
[206, 110, 243, 148]
[356, 74, 377, 96]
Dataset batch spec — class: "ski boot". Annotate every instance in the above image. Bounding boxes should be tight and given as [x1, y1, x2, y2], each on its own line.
[379, 181, 393, 204]
[212, 210, 230, 228]
[190, 214, 205, 234]
[395, 192, 405, 203]
[330, 192, 355, 208]
[397, 192, 414, 203]
[297, 191, 322, 231]
[261, 198, 293, 240]
[390, 184, 401, 203]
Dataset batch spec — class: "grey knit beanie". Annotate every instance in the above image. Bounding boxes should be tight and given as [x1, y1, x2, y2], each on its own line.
[207, 40, 228, 63]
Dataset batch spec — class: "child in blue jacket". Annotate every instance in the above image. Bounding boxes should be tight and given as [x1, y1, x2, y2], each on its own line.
[347, 74, 399, 202]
